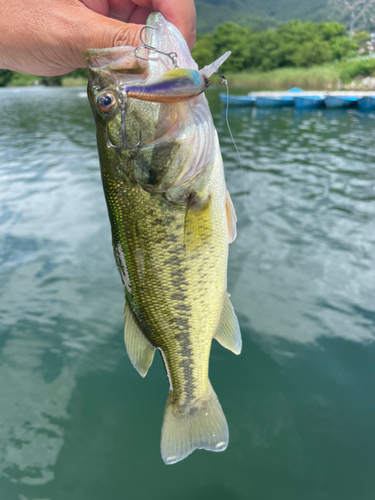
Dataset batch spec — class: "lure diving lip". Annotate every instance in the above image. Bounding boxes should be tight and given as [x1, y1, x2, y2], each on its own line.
[199, 51, 231, 78]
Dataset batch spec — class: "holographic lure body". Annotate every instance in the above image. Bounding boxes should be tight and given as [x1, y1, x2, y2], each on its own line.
[125, 69, 210, 103]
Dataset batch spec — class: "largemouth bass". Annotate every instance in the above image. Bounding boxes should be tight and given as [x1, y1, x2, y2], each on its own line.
[85, 13, 241, 465]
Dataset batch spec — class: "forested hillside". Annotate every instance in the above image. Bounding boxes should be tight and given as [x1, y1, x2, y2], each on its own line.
[192, 21, 358, 72]
[196, 0, 336, 33]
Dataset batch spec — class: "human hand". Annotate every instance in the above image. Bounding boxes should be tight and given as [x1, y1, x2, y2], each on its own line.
[0, 0, 196, 76]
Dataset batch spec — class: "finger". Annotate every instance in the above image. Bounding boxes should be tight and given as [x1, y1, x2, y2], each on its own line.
[84, 0, 196, 49]
[80, 0, 110, 17]
[127, 5, 153, 25]
[150, 0, 196, 49]
[108, 0, 197, 50]
[53, 4, 144, 71]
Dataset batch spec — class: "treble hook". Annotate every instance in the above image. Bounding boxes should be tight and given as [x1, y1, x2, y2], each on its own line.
[106, 90, 142, 151]
[134, 26, 179, 69]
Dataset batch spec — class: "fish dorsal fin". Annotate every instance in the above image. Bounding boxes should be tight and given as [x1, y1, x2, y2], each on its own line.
[225, 189, 237, 244]
[124, 301, 155, 377]
[214, 293, 242, 355]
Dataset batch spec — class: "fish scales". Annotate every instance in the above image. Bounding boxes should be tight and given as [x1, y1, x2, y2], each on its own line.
[85, 12, 241, 465]
[102, 143, 228, 408]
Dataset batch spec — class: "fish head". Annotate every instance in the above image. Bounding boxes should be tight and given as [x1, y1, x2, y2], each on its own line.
[85, 45, 148, 149]
[85, 13, 217, 194]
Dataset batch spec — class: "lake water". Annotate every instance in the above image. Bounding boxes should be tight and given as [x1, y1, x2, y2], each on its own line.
[1, 86, 375, 500]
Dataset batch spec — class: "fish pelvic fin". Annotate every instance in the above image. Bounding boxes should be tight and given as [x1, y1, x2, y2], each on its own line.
[214, 293, 242, 355]
[124, 301, 155, 378]
[160, 382, 229, 465]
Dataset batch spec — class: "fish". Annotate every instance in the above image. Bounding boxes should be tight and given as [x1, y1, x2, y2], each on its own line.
[85, 12, 241, 465]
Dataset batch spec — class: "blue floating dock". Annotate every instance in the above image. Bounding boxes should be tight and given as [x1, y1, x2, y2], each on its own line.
[294, 96, 325, 109]
[255, 96, 295, 108]
[287, 87, 304, 93]
[357, 96, 375, 111]
[325, 95, 359, 109]
[251, 88, 312, 108]
[219, 93, 256, 106]
[219, 88, 375, 110]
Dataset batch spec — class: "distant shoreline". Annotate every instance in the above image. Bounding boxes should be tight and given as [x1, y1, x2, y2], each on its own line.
[212, 64, 375, 91]
[6, 66, 375, 92]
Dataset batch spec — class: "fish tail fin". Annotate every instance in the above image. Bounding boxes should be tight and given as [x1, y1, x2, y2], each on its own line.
[160, 382, 229, 465]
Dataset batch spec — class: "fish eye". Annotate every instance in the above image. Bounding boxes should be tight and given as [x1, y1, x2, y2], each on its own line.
[97, 91, 117, 113]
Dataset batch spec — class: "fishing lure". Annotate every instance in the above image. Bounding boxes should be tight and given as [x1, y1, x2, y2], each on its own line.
[129, 25, 230, 103]
[97, 25, 230, 150]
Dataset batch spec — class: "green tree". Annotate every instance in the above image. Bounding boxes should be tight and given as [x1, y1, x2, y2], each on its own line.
[290, 40, 332, 67]
[0, 70, 13, 87]
[191, 34, 215, 68]
[319, 21, 346, 40]
[211, 22, 252, 72]
[330, 36, 358, 58]
[353, 30, 371, 44]
[206, 19, 358, 72]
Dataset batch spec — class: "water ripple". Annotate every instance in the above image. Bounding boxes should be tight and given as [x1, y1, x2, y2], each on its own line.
[1, 87, 375, 497]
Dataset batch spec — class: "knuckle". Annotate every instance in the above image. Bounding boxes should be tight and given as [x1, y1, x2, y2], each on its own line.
[112, 25, 142, 48]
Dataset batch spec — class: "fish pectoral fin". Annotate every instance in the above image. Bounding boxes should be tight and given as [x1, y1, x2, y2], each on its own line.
[124, 301, 155, 378]
[184, 193, 212, 252]
[161, 382, 228, 465]
[225, 189, 237, 244]
[214, 293, 242, 355]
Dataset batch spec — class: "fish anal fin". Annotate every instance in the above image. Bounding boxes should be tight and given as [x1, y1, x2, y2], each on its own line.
[225, 189, 237, 244]
[124, 301, 155, 377]
[161, 382, 228, 465]
[184, 194, 212, 252]
[214, 293, 242, 354]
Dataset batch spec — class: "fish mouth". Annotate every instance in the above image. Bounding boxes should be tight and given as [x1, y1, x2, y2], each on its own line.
[84, 46, 148, 72]
[84, 12, 198, 86]
[84, 46, 149, 86]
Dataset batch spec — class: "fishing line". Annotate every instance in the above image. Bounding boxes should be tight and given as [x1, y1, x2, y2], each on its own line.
[219, 73, 242, 170]
[219, 75, 275, 269]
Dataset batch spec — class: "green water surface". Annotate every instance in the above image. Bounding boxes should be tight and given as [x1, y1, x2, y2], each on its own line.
[1, 86, 375, 500]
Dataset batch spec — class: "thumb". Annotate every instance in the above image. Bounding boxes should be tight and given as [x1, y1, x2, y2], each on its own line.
[62, 7, 143, 71]
[0, 0, 143, 76]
